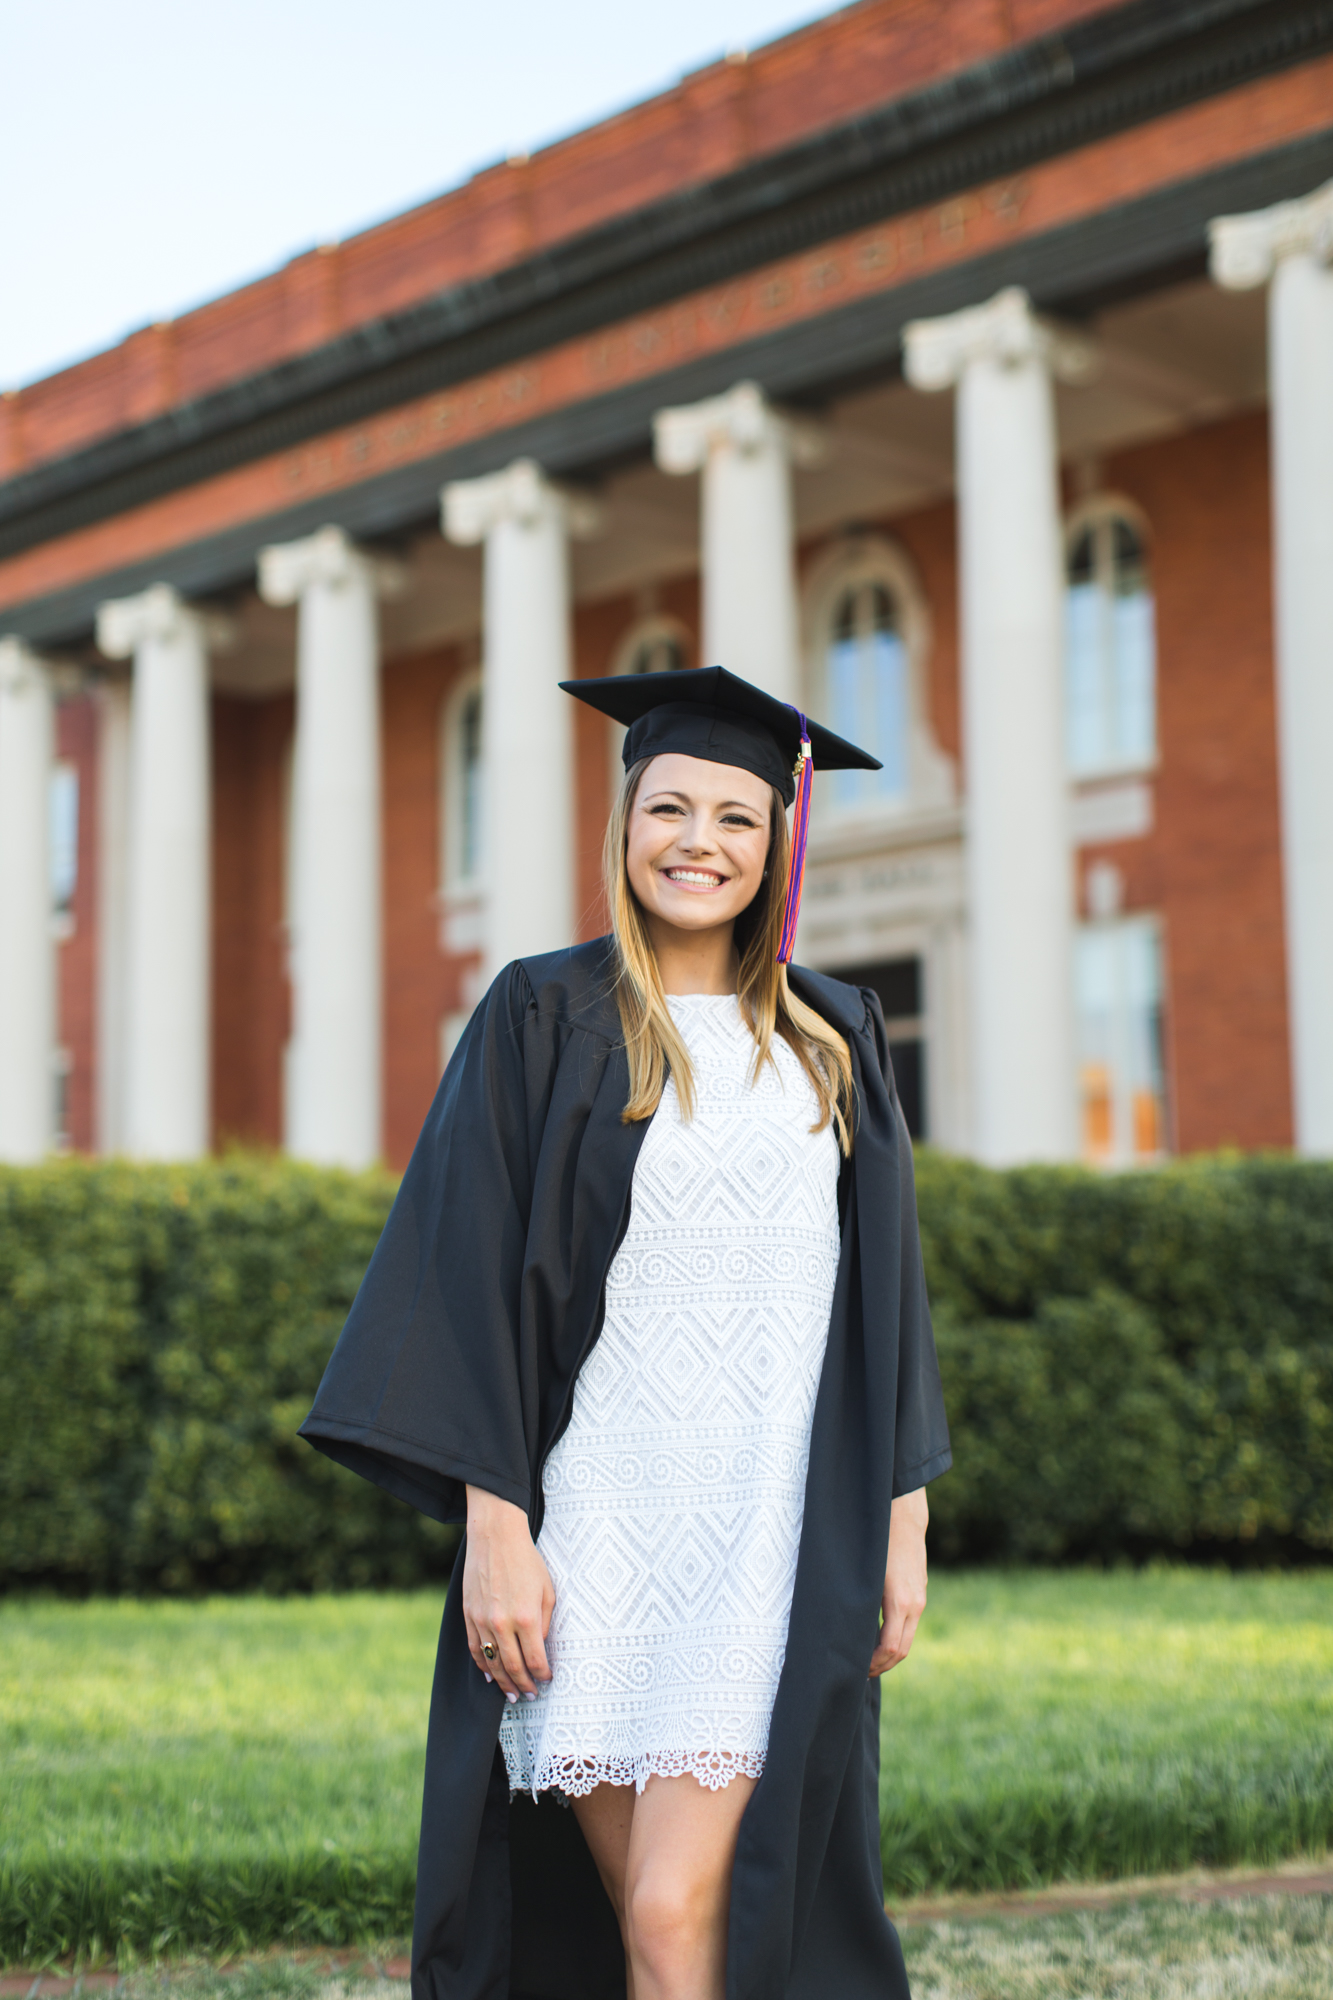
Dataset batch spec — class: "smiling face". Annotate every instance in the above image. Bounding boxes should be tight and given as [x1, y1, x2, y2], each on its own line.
[625, 753, 774, 945]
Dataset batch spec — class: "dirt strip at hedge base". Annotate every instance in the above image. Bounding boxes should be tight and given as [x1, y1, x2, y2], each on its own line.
[6, 1860, 1331, 1992]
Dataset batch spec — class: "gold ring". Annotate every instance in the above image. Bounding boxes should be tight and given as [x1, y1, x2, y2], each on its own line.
[482, 1641, 498, 1662]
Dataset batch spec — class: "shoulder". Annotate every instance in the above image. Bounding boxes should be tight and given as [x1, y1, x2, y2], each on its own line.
[785, 962, 876, 1041]
[510, 936, 621, 1043]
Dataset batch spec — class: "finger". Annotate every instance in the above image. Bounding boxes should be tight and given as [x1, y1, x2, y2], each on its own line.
[464, 1614, 487, 1677]
[870, 1599, 924, 1677]
[897, 1603, 924, 1659]
[477, 1631, 519, 1695]
[463, 1607, 493, 1678]
[881, 1601, 910, 1661]
[516, 1617, 552, 1685]
[497, 1629, 538, 1698]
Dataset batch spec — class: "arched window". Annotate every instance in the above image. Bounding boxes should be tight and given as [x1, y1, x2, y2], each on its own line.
[1066, 504, 1156, 776]
[440, 669, 484, 892]
[622, 625, 688, 676]
[825, 581, 909, 807]
[607, 616, 692, 794]
[804, 537, 950, 818]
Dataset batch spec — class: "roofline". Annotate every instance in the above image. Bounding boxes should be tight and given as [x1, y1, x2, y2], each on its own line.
[9, 124, 1329, 653]
[3, 0, 1325, 570]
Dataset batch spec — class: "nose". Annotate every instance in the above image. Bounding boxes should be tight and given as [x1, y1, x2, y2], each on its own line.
[677, 813, 719, 854]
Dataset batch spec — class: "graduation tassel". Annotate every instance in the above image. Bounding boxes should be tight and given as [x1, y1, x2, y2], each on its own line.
[777, 714, 813, 965]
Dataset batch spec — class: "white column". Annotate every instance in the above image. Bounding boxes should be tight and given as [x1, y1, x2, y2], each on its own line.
[96, 586, 219, 1160]
[95, 678, 131, 1154]
[258, 526, 394, 1169]
[904, 287, 1094, 1165]
[441, 460, 597, 976]
[0, 638, 55, 1161]
[654, 381, 822, 703]
[1211, 182, 1333, 1154]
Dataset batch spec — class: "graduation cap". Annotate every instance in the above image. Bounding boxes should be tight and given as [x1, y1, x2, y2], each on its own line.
[561, 664, 881, 964]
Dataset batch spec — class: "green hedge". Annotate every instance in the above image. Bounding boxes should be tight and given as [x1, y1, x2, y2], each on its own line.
[1, 1151, 1330, 1592]
[0, 1157, 452, 1594]
[914, 1151, 1333, 1564]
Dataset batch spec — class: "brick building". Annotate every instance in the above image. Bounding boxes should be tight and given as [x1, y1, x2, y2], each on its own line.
[1, 0, 1331, 1172]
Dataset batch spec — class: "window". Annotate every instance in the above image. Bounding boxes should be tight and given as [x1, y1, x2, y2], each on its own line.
[50, 763, 78, 914]
[827, 955, 926, 1139]
[824, 582, 909, 808]
[803, 536, 951, 819]
[441, 672, 484, 891]
[1066, 505, 1156, 776]
[608, 618, 691, 793]
[456, 684, 484, 884]
[624, 628, 687, 676]
[1076, 917, 1167, 1164]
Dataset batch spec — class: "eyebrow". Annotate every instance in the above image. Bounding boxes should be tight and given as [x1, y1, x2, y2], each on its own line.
[642, 790, 765, 812]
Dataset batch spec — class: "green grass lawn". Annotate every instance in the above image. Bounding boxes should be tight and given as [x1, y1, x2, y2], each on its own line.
[879, 1568, 1333, 1894]
[3, 1570, 1331, 1965]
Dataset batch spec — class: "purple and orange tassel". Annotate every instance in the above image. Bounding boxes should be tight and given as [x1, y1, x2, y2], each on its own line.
[777, 713, 813, 965]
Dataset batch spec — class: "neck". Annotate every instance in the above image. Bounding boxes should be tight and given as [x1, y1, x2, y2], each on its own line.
[645, 915, 739, 996]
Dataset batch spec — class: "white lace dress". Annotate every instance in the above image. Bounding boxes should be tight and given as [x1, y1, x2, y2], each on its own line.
[499, 992, 841, 1799]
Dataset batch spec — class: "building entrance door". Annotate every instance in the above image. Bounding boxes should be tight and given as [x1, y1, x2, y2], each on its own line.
[826, 956, 926, 1138]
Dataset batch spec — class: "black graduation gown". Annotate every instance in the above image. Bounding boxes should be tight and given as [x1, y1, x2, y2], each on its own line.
[300, 937, 951, 2000]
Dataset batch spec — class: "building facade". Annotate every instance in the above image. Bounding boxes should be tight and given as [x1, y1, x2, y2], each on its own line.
[2, 0, 1331, 1171]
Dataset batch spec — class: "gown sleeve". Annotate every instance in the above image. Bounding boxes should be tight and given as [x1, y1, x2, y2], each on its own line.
[298, 960, 541, 1523]
[862, 984, 953, 1496]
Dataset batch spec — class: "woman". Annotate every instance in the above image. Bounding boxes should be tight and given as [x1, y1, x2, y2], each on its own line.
[301, 666, 951, 2000]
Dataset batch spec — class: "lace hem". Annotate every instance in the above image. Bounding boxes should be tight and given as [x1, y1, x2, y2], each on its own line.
[505, 1746, 766, 1801]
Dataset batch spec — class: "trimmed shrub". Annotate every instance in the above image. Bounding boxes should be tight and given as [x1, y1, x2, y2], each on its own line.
[0, 1150, 1329, 1592]
[0, 1156, 453, 1594]
[914, 1151, 1333, 1563]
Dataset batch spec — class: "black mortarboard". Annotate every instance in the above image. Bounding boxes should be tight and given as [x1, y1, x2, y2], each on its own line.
[559, 664, 881, 808]
[561, 664, 882, 963]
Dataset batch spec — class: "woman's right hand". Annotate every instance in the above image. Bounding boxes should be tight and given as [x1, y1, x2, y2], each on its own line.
[462, 1485, 556, 1701]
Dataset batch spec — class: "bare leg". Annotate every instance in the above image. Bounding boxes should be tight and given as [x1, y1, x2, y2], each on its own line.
[623, 1771, 758, 2000]
[573, 1783, 638, 2000]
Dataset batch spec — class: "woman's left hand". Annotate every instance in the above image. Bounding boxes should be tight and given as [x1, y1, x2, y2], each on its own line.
[869, 1486, 928, 1676]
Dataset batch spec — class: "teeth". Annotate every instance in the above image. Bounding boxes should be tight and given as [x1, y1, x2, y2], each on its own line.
[667, 870, 722, 885]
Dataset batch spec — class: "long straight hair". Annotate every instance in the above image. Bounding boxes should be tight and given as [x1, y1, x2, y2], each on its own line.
[602, 759, 855, 1151]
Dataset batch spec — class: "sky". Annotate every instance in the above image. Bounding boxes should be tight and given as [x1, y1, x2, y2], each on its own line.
[1, 0, 836, 394]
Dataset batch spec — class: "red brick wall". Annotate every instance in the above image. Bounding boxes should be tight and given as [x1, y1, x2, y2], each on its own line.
[206, 651, 482, 1174]
[800, 428, 1290, 1156]
[211, 694, 292, 1149]
[1084, 414, 1291, 1153]
[179, 414, 1295, 1165]
[0, 0, 1136, 476]
[54, 693, 99, 1152]
[382, 644, 473, 1172]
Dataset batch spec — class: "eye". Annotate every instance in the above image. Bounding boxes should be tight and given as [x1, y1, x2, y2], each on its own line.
[647, 801, 686, 818]
[720, 813, 761, 830]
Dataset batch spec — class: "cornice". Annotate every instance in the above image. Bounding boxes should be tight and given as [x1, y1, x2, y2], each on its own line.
[8, 124, 1329, 652]
[1, 0, 1329, 565]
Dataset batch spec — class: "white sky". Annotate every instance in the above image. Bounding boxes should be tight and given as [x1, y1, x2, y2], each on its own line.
[1, 0, 835, 394]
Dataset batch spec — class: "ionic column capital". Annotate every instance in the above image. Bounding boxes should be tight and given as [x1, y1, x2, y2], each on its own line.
[1209, 180, 1333, 291]
[653, 380, 826, 476]
[96, 583, 233, 658]
[441, 458, 601, 546]
[257, 524, 406, 606]
[903, 286, 1098, 393]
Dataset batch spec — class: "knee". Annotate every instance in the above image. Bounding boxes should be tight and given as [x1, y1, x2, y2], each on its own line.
[625, 1868, 710, 1981]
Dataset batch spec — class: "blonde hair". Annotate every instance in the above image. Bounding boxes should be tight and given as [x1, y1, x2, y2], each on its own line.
[602, 759, 855, 1152]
